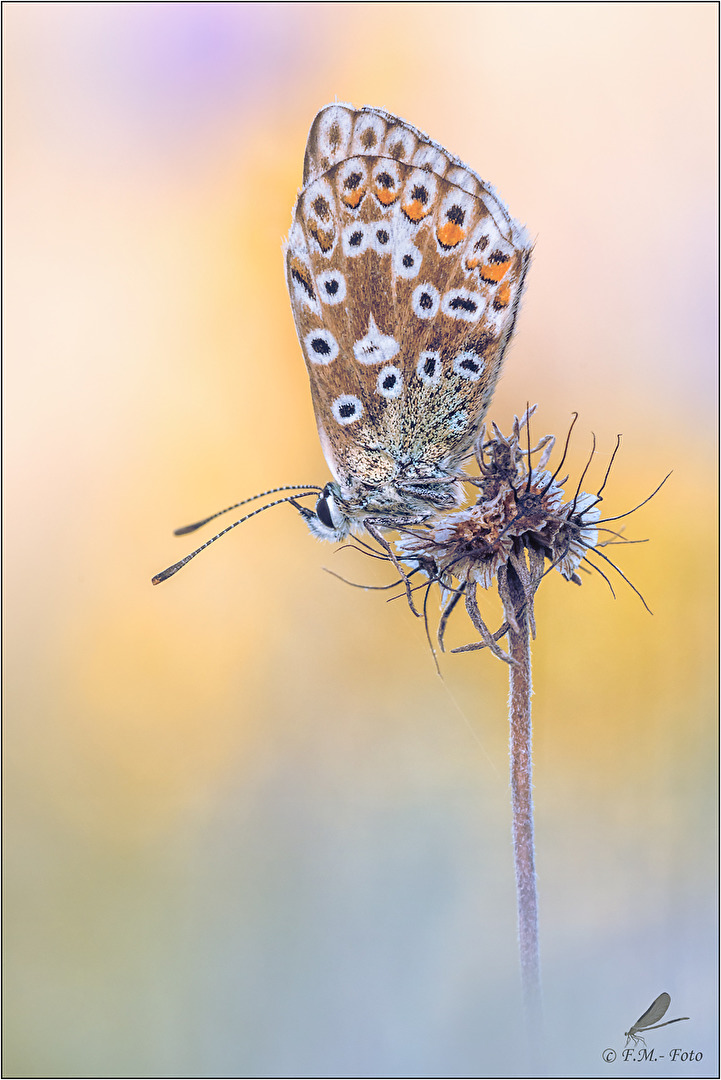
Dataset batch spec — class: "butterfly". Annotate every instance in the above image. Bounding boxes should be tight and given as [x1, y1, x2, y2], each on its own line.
[153, 104, 531, 584]
[285, 103, 532, 542]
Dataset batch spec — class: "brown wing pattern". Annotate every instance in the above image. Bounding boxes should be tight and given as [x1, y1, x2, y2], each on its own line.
[285, 104, 531, 496]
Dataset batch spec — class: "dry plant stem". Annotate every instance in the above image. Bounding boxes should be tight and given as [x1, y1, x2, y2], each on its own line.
[507, 610, 542, 1035]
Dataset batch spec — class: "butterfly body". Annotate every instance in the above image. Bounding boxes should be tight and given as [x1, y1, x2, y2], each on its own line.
[285, 103, 532, 540]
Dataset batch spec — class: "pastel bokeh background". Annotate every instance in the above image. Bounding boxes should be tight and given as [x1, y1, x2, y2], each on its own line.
[4, 4, 717, 1077]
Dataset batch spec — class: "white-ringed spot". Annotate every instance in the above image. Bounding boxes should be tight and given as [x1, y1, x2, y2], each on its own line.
[376, 365, 403, 399]
[372, 224, 392, 254]
[353, 314, 400, 365]
[411, 283, 440, 320]
[315, 107, 353, 164]
[441, 288, 485, 322]
[351, 112, 386, 156]
[332, 394, 363, 426]
[416, 350, 441, 385]
[316, 271, 347, 305]
[371, 159, 401, 206]
[393, 241, 422, 279]
[305, 328, 339, 365]
[453, 350, 485, 381]
[401, 169, 438, 223]
[337, 158, 368, 210]
[341, 222, 370, 256]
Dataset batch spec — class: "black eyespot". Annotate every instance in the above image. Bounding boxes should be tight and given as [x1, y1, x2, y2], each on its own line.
[349, 230, 363, 248]
[327, 123, 341, 150]
[325, 279, 339, 296]
[376, 171, 394, 189]
[419, 291, 433, 310]
[312, 196, 330, 220]
[411, 184, 428, 203]
[449, 297, 478, 313]
[311, 337, 331, 355]
[382, 373, 397, 390]
[447, 204, 465, 225]
[376, 229, 389, 245]
[402, 254, 414, 268]
[316, 496, 334, 530]
[423, 355, 436, 376]
[339, 401, 356, 418]
[460, 356, 480, 373]
[344, 171, 362, 191]
[290, 265, 315, 300]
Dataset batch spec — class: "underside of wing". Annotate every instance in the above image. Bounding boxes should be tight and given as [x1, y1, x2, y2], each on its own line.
[285, 104, 532, 495]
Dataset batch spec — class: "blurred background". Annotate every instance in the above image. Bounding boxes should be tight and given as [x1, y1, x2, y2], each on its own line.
[4, 4, 717, 1077]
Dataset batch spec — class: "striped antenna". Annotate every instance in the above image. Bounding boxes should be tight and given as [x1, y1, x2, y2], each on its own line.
[172, 485, 323, 535]
[152, 491, 320, 585]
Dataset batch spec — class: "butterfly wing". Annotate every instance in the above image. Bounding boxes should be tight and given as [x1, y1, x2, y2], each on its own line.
[285, 104, 531, 501]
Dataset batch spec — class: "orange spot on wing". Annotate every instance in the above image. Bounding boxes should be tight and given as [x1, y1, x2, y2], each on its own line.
[310, 224, 335, 253]
[375, 188, 398, 205]
[402, 199, 428, 222]
[437, 222, 465, 248]
[341, 189, 364, 208]
[480, 257, 511, 283]
[465, 255, 482, 270]
[495, 282, 511, 308]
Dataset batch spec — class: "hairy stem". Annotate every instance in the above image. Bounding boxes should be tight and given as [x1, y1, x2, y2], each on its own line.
[507, 612, 542, 1037]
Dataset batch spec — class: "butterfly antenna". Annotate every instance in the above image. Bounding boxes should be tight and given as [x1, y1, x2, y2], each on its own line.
[172, 485, 323, 535]
[152, 492, 319, 584]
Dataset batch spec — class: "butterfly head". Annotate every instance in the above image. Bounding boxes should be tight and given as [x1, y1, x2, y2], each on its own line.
[293, 472, 467, 542]
[295, 481, 353, 541]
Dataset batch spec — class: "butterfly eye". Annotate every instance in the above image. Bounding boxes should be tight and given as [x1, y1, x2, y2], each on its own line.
[316, 487, 344, 531]
[316, 495, 334, 529]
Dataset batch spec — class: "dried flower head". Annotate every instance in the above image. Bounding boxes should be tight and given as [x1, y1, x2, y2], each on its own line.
[394, 407, 661, 663]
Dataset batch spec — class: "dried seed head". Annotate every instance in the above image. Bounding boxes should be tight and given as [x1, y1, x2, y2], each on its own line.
[395, 408, 609, 658]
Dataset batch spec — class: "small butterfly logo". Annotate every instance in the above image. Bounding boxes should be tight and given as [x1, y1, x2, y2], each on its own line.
[624, 992, 689, 1048]
[154, 104, 532, 583]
